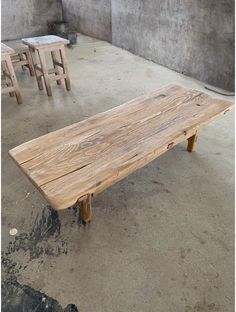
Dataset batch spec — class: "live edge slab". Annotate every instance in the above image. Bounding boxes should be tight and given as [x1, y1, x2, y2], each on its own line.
[9, 84, 233, 222]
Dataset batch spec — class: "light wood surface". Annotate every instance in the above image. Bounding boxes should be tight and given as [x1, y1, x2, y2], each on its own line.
[9, 84, 233, 211]
[1, 43, 14, 56]
[3, 41, 35, 76]
[78, 194, 92, 222]
[22, 35, 69, 49]
[187, 131, 199, 152]
[4, 40, 29, 53]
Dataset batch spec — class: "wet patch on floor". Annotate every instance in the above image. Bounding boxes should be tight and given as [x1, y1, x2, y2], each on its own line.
[2, 276, 79, 312]
[2, 205, 79, 311]
[2, 205, 67, 266]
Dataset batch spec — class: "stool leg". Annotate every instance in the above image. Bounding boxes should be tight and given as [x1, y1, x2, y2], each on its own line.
[2, 61, 14, 97]
[59, 46, 71, 91]
[30, 47, 43, 90]
[25, 50, 35, 76]
[5, 56, 22, 104]
[38, 49, 52, 96]
[19, 53, 27, 71]
[51, 51, 61, 85]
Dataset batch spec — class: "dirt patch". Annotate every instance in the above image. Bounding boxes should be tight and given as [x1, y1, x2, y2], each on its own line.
[2, 276, 78, 312]
[2, 205, 78, 311]
[2, 205, 67, 267]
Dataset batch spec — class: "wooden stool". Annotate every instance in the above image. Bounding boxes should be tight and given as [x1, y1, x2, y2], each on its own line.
[1, 43, 23, 104]
[22, 35, 71, 96]
[6, 40, 35, 76]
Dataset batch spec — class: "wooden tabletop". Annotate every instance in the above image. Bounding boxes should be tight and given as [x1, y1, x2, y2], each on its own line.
[9, 84, 233, 210]
[1, 43, 15, 56]
[22, 35, 69, 49]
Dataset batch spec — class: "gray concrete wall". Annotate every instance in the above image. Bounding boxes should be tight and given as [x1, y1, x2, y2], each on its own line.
[112, 0, 235, 91]
[1, 0, 62, 40]
[62, 0, 112, 42]
[4, 0, 233, 90]
[61, 0, 234, 91]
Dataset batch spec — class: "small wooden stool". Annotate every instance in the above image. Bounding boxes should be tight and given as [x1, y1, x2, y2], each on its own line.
[1, 43, 23, 104]
[6, 40, 35, 76]
[22, 35, 71, 96]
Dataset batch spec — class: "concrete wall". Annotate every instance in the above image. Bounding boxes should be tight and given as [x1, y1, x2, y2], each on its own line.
[61, 0, 234, 91]
[62, 0, 112, 42]
[1, 0, 62, 40]
[112, 0, 235, 91]
[3, 0, 233, 90]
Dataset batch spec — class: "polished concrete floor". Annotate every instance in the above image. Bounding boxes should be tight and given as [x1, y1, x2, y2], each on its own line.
[2, 34, 234, 312]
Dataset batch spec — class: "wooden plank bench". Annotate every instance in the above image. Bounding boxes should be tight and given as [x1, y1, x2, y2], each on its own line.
[9, 84, 233, 222]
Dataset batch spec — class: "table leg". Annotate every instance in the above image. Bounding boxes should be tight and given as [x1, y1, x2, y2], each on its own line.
[187, 131, 198, 152]
[78, 194, 92, 223]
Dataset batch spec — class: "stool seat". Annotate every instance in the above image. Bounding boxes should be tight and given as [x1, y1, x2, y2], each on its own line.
[6, 40, 29, 53]
[1, 43, 14, 56]
[22, 35, 69, 49]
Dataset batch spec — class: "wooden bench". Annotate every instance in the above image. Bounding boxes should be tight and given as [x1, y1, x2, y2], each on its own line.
[22, 35, 71, 96]
[1, 43, 23, 104]
[9, 84, 233, 222]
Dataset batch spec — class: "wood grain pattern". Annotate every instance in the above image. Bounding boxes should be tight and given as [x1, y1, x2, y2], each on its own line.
[9, 84, 233, 210]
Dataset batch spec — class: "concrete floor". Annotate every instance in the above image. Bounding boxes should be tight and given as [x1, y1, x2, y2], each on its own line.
[2, 34, 234, 312]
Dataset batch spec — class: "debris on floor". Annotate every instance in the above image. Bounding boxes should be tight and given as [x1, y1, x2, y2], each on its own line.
[9, 228, 18, 236]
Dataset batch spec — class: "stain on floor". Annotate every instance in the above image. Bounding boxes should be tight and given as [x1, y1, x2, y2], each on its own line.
[2, 205, 79, 312]
[2, 276, 79, 312]
[2, 205, 67, 265]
